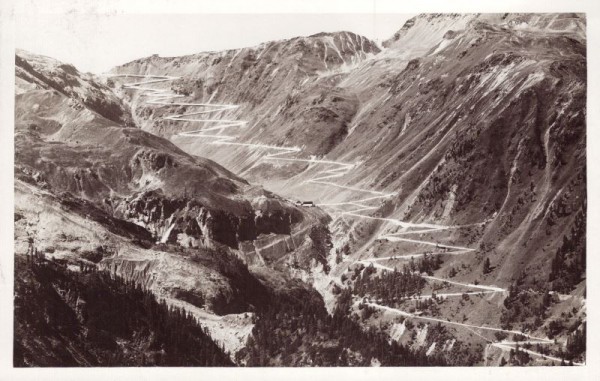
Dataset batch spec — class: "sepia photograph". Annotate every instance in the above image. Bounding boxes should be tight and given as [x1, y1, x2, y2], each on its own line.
[1, 0, 598, 378]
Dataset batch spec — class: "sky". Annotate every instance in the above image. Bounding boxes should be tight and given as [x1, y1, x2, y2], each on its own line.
[15, 13, 413, 74]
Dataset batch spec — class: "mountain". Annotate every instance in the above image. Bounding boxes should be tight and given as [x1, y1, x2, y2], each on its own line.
[110, 13, 586, 288]
[15, 50, 330, 251]
[14, 50, 336, 359]
[15, 49, 133, 126]
[110, 31, 380, 156]
[15, 12, 587, 366]
[108, 13, 586, 365]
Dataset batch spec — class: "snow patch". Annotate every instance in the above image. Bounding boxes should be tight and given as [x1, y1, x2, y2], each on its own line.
[400, 113, 411, 135]
[519, 71, 546, 92]
[443, 338, 456, 351]
[426, 342, 437, 356]
[160, 222, 175, 244]
[431, 39, 451, 55]
[389, 321, 407, 342]
[416, 325, 428, 346]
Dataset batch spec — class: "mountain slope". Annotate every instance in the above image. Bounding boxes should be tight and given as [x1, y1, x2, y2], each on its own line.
[16, 49, 133, 126]
[110, 31, 379, 157]
[15, 50, 326, 252]
[15, 12, 587, 366]
[107, 13, 586, 364]
[14, 257, 233, 367]
[14, 51, 335, 359]
[110, 13, 586, 290]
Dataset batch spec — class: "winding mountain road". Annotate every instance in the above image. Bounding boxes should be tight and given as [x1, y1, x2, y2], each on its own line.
[111, 72, 506, 297]
[106, 74, 582, 366]
[365, 301, 550, 341]
[107, 74, 396, 204]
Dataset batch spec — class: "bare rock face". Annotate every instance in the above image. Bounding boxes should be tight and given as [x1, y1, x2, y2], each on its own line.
[118, 189, 303, 249]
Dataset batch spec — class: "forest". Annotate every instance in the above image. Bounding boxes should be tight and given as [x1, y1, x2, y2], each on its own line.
[14, 256, 233, 366]
[237, 285, 449, 366]
[351, 254, 443, 306]
[549, 207, 586, 293]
